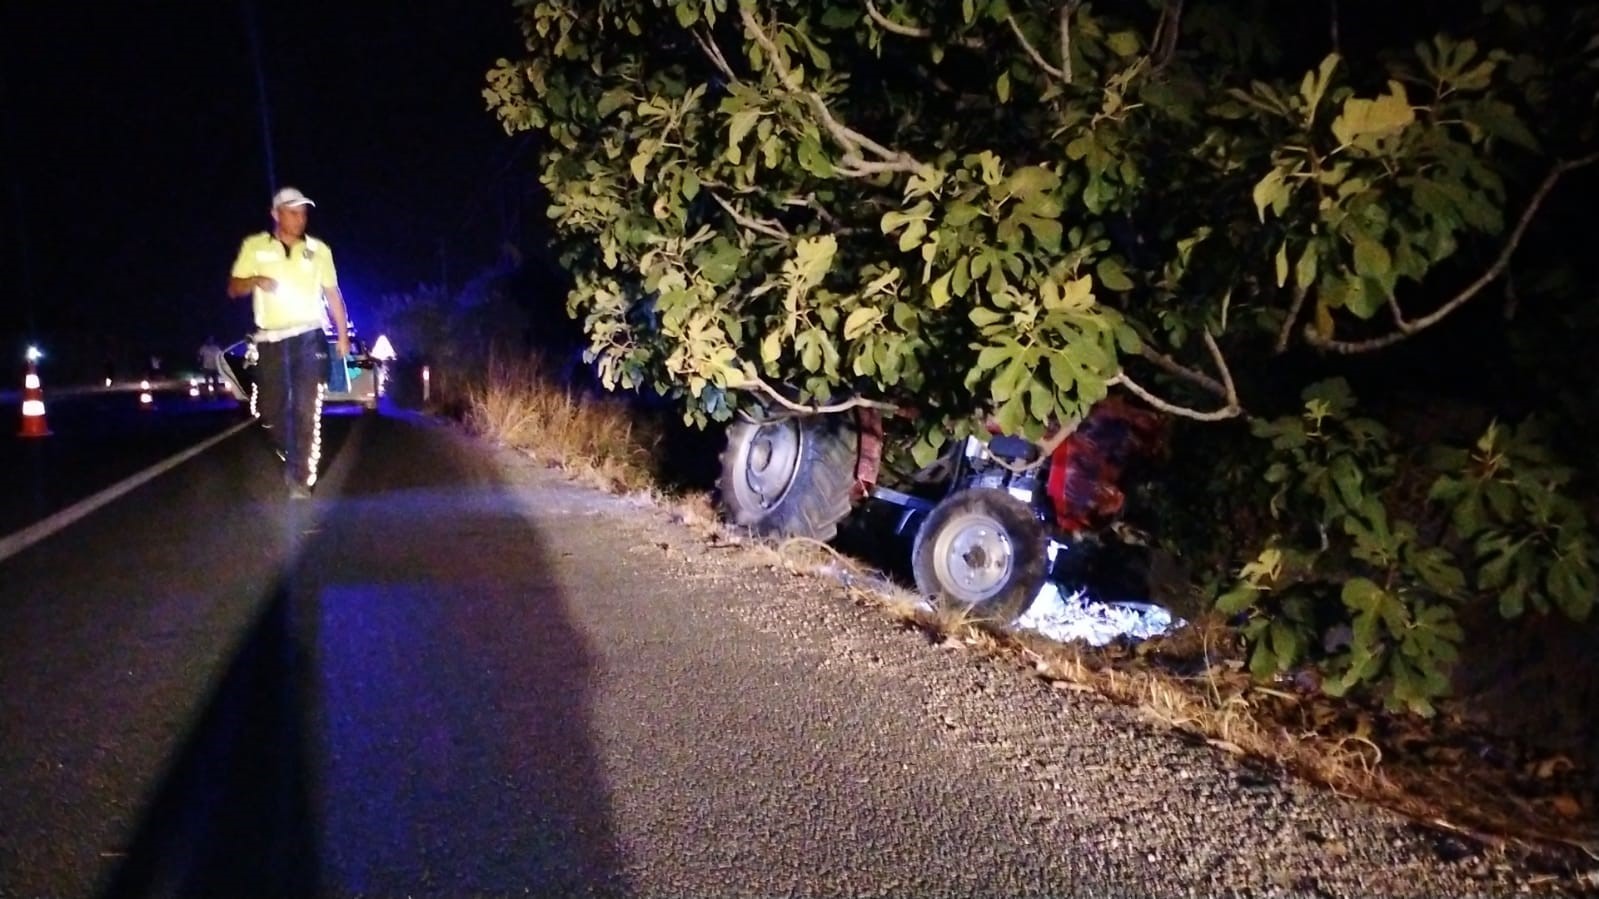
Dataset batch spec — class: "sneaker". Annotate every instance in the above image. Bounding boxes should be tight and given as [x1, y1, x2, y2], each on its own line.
[288, 482, 313, 500]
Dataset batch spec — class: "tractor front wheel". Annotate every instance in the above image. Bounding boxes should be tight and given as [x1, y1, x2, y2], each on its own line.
[912, 488, 1049, 624]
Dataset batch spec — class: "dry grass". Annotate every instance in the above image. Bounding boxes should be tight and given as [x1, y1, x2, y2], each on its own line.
[465, 354, 663, 494]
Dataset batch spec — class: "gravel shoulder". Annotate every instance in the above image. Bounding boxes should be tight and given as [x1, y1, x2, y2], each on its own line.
[475, 431, 1561, 899]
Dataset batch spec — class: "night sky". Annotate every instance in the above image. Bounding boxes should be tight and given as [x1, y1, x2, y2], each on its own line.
[0, 1, 529, 373]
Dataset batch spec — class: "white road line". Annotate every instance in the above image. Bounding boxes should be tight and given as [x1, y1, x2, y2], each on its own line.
[0, 418, 257, 565]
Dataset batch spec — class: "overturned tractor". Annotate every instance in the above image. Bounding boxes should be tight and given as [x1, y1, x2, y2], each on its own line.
[718, 397, 1166, 623]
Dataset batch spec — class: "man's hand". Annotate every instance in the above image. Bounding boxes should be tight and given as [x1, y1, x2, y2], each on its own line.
[226, 274, 276, 299]
[336, 332, 351, 359]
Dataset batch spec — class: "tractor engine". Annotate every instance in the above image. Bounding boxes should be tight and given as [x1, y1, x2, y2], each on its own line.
[958, 396, 1167, 538]
[957, 433, 1047, 506]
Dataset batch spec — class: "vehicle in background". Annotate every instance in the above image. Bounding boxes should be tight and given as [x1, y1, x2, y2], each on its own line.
[216, 319, 385, 415]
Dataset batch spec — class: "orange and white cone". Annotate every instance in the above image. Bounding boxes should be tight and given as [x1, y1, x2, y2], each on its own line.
[19, 360, 51, 438]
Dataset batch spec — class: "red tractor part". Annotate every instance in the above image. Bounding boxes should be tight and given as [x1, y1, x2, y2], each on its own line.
[1046, 396, 1166, 535]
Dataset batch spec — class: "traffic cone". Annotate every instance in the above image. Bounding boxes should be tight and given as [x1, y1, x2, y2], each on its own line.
[19, 360, 51, 437]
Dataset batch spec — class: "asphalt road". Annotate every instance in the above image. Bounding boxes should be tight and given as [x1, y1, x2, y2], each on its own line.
[0, 385, 247, 538]
[0, 400, 1533, 897]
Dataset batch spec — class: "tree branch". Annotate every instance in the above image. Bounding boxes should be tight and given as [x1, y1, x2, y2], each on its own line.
[864, 0, 929, 38]
[711, 191, 790, 240]
[1275, 284, 1309, 354]
[740, 376, 900, 415]
[1138, 344, 1226, 397]
[1007, 13, 1067, 81]
[1058, 3, 1075, 84]
[741, 6, 927, 173]
[863, 1, 986, 47]
[1151, 0, 1183, 69]
[693, 28, 739, 84]
[1115, 330, 1243, 421]
[1304, 151, 1599, 355]
[836, 153, 925, 177]
[1385, 292, 1413, 332]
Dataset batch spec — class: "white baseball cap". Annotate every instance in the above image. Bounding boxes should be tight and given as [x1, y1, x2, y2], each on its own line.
[271, 187, 316, 208]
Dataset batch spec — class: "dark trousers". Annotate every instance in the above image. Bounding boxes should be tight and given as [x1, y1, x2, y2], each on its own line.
[255, 330, 326, 486]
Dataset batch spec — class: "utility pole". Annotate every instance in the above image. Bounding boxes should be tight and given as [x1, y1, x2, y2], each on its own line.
[241, 0, 278, 195]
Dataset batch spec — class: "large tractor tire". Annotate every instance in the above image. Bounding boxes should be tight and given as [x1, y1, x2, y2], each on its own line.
[912, 488, 1049, 624]
[718, 413, 860, 542]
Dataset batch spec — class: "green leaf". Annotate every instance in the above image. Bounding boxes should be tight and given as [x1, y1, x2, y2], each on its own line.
[760, 329, 784, 366]
[1295, 243, 1320, 290]
[1331, 81, 1416, 149]
[1464, 99, 1540, 151]
[796, 135, 834, 177]
[821, 6, 859, 28]
[1499, 580, 1528, 618]
[929, 270, 954, 309]
[1452, 489, 1485, 536]
[1342, 577, 1385, 615]
[1252, 167, 1290, 222]
[1409, 546, 1466, 598]
[1341, 275, 1383, 319]
[1045, 276, 1095, 312]
[1096, 257, 1135, 292]
[1249, 639, 1280, 680]
[975, 344, 1014, 373]
[1352, 234, 1392, 280]
[970, 306, 1005, 328]
[843, 307, 877, 341]
[1106, 30, 1141, 57]
[1216, 585, 1259, 615]
[991, 356, 1028, 404]
[1329, 454, 1365, 511]
[1027, 380, 1054, 422]
[1274, 241, 1290, 288]
[727, 108, 760, 154]
[1299, 53, 1341, 116]
[1021, 216, 1063, 252]
[946, 202, 982, 228]
[697, 238, 742, 285]
[996, 70, 1011, 103]
[792, 235, 838, 287]
[798, 331, 822, 373]
[629, 150, 652, 183]
[1548, 557, 1595, 620]
[1270, 620, 1303, 669]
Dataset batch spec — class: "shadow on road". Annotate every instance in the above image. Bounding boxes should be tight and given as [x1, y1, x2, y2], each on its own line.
[96, 572, 320, 898]
[96, 413, 628, 897]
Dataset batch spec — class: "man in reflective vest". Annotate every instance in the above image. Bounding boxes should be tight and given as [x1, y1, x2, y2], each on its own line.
[227, 186, 350, 499]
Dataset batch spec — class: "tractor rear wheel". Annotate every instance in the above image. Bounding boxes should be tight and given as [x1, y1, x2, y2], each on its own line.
[717, 413, 859, 542]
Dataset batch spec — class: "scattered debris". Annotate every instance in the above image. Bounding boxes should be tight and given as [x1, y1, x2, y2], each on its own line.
[1017, 582, 1183, 647]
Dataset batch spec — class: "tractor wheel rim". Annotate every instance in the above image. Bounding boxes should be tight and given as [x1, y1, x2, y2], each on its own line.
[736, 418, 804, 511]
[932, 512, 1015, 604]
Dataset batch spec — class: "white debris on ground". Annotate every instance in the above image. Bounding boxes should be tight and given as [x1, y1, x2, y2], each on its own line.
[1016, 581, 1183, 647]
[807, 560, 1182, 649]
